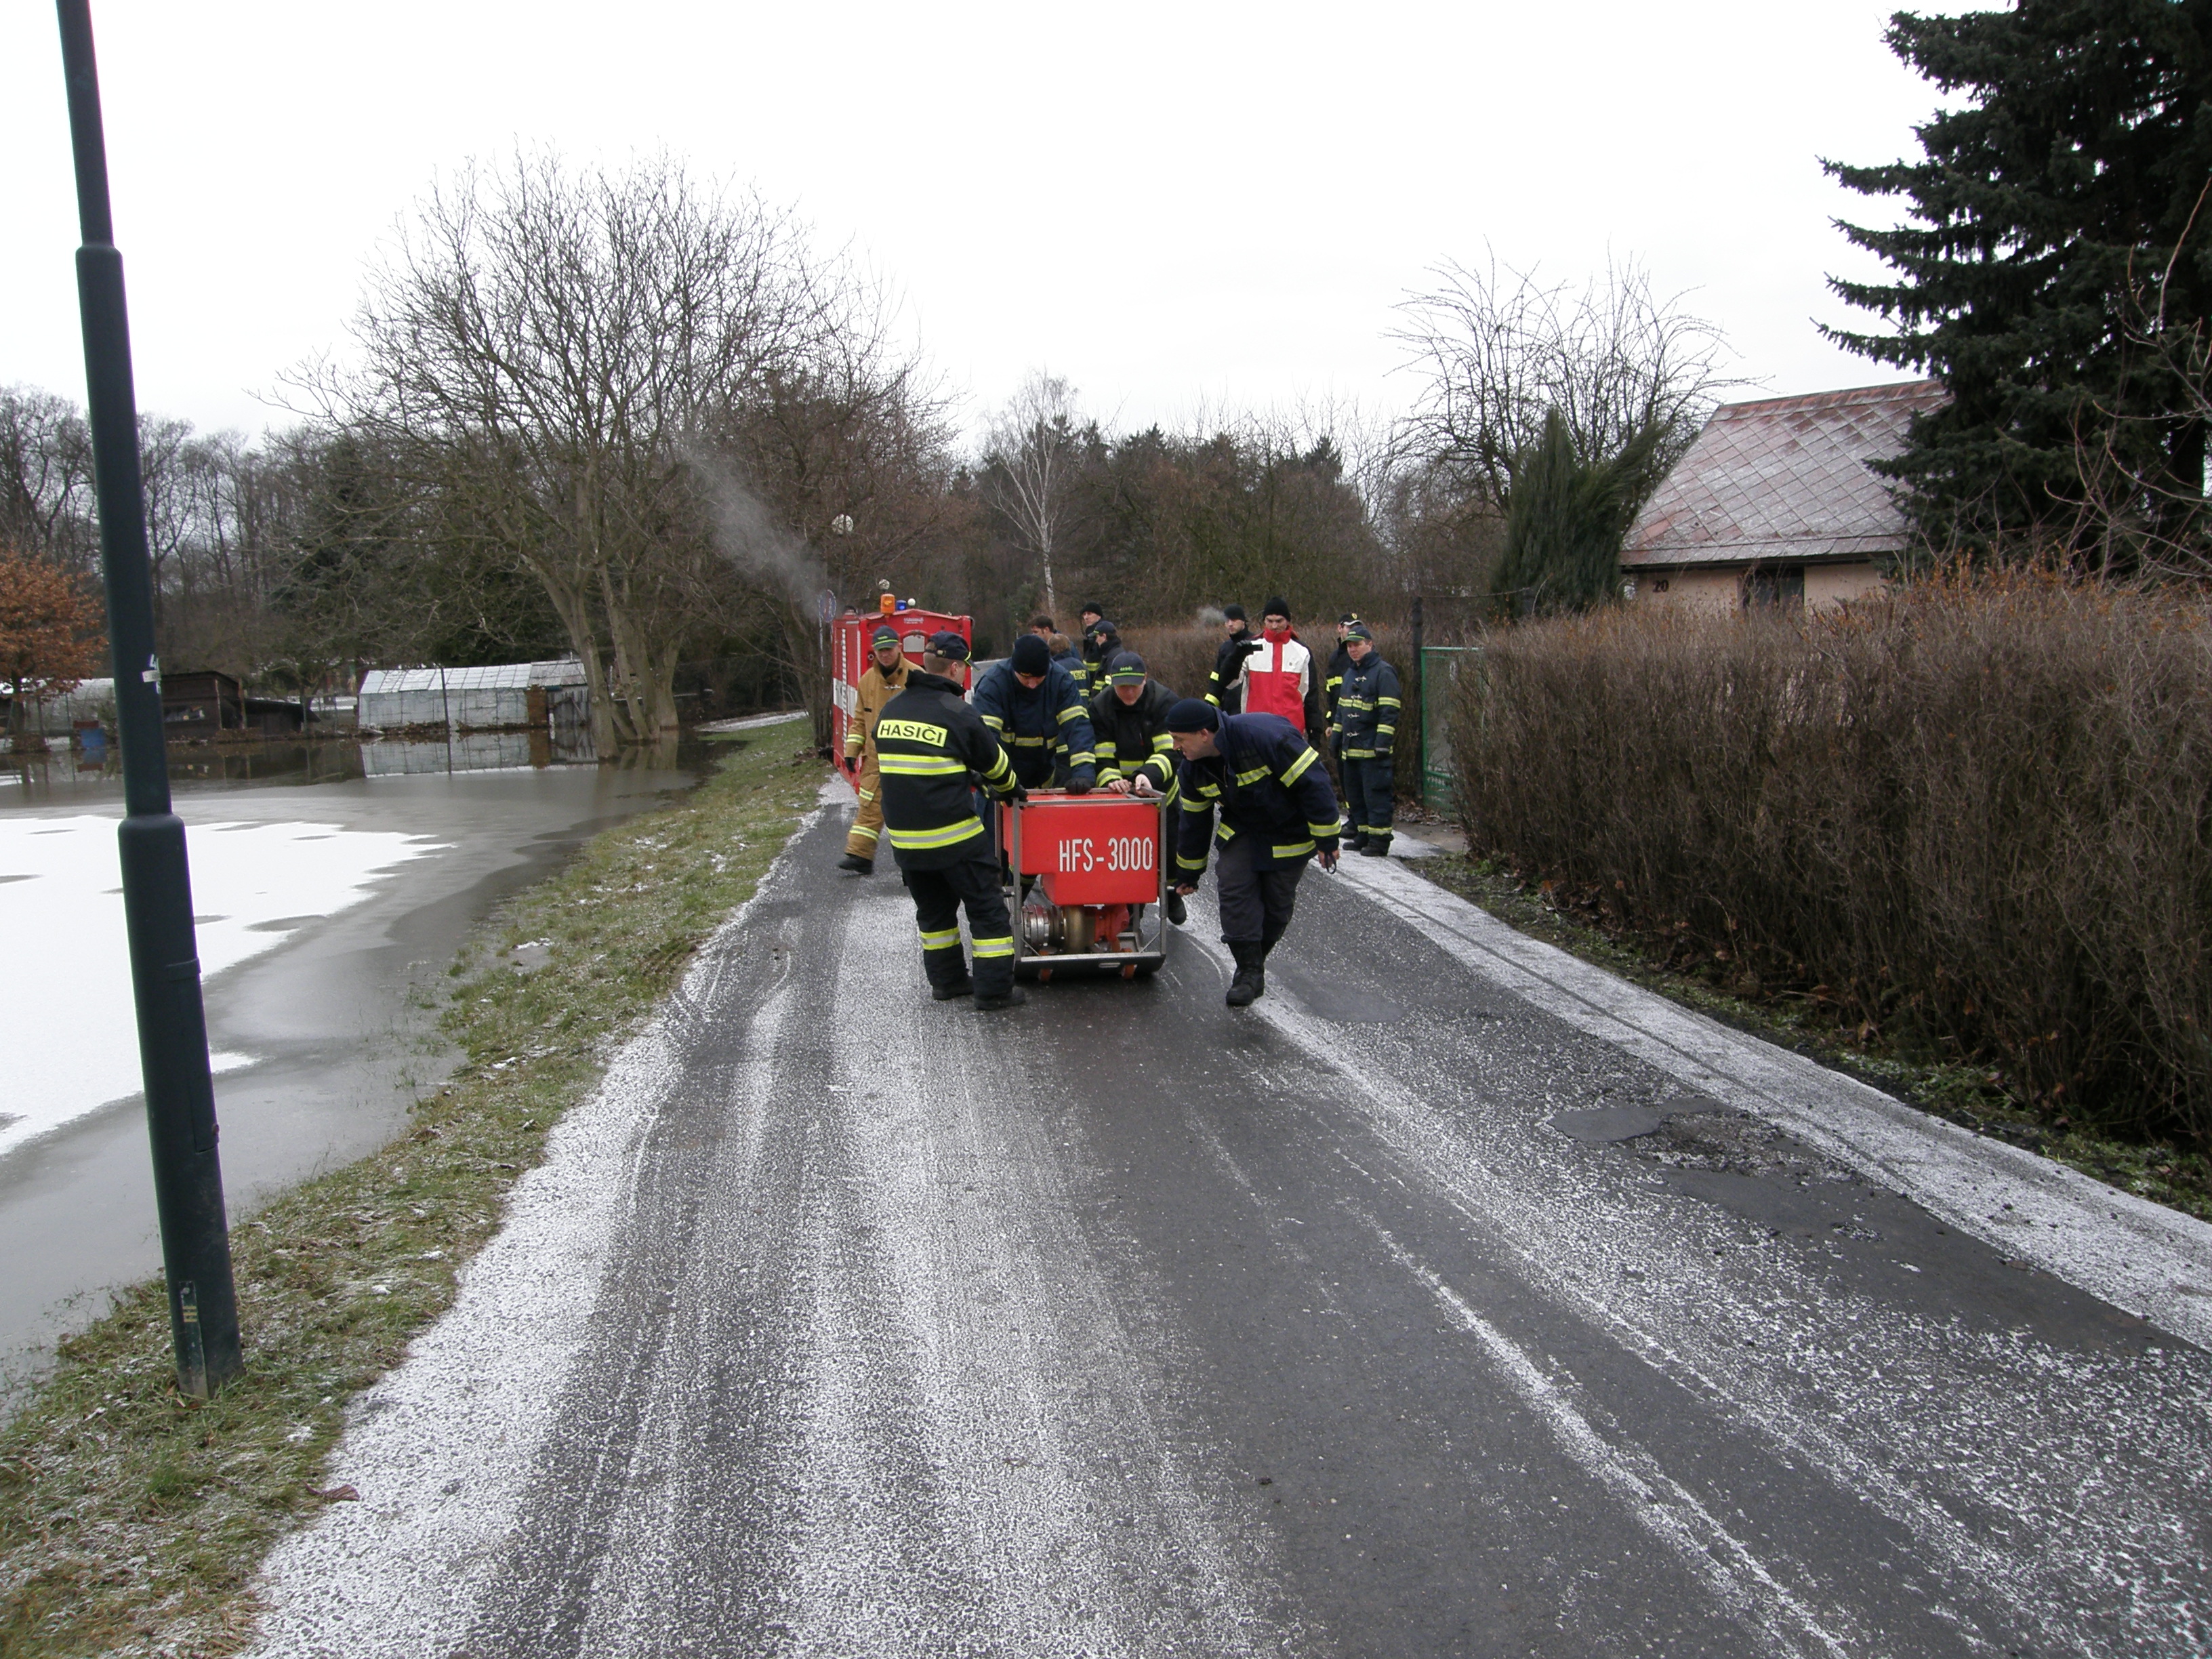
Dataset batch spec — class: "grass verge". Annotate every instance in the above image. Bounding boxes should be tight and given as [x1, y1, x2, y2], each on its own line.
[0, 724, 823, 1658]
[1408, 849, 2212, 1225]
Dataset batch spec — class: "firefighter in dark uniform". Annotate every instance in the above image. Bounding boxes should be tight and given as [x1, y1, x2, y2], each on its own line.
[1332, 622, 1401, 857]
[1073, 602, 1109, 696]
[970, 634, 1097, 794]
[1088, 649, 1188, 926]
[874, 632, 1027, 1011]
[1204, 605, 1256, 712]
[1166, 699, 1342, 1006]
[1078, 616, 1124, 700]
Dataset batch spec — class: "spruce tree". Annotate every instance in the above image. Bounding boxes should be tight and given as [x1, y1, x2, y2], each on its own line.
[1491, 411, 1666, 615]
[1824, 1, 2212, 558]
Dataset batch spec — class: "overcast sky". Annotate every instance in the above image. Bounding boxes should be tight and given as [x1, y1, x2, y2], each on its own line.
[1, 1, 1952, 451]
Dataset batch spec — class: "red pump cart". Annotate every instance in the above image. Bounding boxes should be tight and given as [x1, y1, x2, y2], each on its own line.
[1000, 790, 1172, 981]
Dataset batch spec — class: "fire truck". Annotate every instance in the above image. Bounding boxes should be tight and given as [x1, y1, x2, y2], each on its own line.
[832, 592, 1171, 981]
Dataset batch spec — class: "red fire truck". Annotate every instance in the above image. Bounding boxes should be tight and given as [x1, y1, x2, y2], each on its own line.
[832, 593, 1170, 981]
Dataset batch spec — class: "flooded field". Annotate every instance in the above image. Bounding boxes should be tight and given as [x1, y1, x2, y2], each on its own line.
[0, 724, 785, 1396]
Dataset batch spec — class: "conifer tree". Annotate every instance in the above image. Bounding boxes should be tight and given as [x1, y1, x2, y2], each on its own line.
[1824, 1, 2212, 558]
[1490, 411, 1666, 615]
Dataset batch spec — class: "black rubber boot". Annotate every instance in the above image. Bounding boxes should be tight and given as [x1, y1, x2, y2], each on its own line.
[1225, 941, 1266, 1007]
[930, 977, 974, 1002]
[838, 853, 874, 875]
[1166, 889, 1188, 926]
[1349, 832, 1370, 853]
[1359, 838, 1391, 857]
[974, 986, 1027, 1012]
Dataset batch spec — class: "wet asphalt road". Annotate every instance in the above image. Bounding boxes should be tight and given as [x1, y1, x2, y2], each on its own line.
[251, 792, 2212, 1658]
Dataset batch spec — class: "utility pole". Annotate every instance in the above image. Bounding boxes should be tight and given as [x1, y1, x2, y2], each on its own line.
[56, 0, 241, 1398]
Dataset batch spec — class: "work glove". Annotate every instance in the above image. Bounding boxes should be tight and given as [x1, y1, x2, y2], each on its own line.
[1231, 638, 1263, 665]
[843, 756, 859, 777]
[1066, 777, 1092, 795]
[1008, 783, 1029, 802]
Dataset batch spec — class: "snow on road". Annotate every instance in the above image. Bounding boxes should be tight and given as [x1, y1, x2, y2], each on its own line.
[0, 814, 443, 1155]
[245, 789, 2212, 1657]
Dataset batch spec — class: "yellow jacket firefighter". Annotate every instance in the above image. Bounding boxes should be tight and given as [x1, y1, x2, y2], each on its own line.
[846, 655, 912, 762]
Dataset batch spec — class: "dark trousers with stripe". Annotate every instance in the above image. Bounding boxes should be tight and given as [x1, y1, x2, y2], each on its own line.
[1342, 756, 1394, 846]
[906, 849, 1017, 997]
[1214, 833, 1307, 950]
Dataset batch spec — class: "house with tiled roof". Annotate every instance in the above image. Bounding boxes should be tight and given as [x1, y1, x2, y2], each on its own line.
[1621, 379, 1946, 610]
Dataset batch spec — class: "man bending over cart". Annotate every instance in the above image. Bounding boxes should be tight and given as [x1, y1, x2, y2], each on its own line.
[1165, 699, 1341, 1006]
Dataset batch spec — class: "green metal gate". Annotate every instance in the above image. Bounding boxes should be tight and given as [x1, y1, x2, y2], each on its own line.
[1419, 645, 1479, 815]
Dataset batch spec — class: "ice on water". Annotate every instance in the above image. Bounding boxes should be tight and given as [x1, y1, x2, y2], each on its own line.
[0, 815, 441, 1156]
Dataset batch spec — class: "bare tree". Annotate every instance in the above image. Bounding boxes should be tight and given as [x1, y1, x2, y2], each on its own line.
[299, 150, 844, 749]
[1391, 250, 1749, 512]
[983, 372, 1085, 615]
[0, 386, 96, 574]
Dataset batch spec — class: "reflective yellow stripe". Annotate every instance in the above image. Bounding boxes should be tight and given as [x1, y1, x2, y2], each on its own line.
[918, 926, 961, 948]
[1150, 735, 1174, 751]
[1235, 764, 1271, 785]
[851, 824, 880, 842]
[1204, 692, 1221, 706]
[1181, 796, 1211, 813]
[1056, 705, 1084, 723]
[1273, 840, 1316, 859]
[877, 755, 967, 776]
[1011, 735, 1049, 746]
[1279, 747, 1319, 785]
[1364, 823, 1393, 835]
[1177, 853, 1208, 871]
[1216, 821, 1234, 842]
[1064, 750, 1096, 765]
[1095, 741, 1119, 757]
[1307, 821, 1340, 838]
[971, 935, 1015, 958]
[857, 786, 876, 803]
[981, 714, 1005, 731]
[887, 818, 985, 851]
[1377, 696, 1401, 708]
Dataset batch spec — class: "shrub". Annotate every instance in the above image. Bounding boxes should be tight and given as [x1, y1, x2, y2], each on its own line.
[1451, 573, 2212, 1145]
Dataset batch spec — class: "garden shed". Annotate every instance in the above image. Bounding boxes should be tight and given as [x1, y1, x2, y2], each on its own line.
[1622, 379, 1946, 610]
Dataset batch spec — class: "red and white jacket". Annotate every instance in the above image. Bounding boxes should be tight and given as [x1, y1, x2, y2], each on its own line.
[1231, 630, 1315, 729]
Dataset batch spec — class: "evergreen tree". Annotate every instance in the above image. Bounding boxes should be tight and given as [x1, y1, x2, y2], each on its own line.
[1825, 1, 2212, 558]
[1491, 411, 1666, 615]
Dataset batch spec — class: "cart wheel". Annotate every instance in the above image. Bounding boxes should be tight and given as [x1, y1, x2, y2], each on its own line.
[1037, 966, 1052, 985]
[1121, 962, 1138, 980]
[1133, 960, 1160, 979]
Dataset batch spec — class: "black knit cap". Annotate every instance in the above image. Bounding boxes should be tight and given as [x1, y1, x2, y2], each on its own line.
[1263, 595, 1292, 620]
[1223, 603, 1247, 621]
[1164, 698, 1221, 733]
[1010, 634, 1052, 674]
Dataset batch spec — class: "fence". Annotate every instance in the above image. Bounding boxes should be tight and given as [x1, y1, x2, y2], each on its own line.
[1419, 645, 1479, 813]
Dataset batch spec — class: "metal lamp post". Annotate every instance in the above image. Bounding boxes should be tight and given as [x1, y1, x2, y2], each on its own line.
[55, 0, 242, 1398]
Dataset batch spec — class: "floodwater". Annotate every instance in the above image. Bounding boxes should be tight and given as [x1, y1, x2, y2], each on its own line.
[0, 732, 715, 1400]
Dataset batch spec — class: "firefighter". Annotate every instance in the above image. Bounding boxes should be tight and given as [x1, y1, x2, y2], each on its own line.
[1332, 622, 1401, 857]
[1073, 602, 1109, 695]
[1322, 613, 1361, 751]
[1226, 596, 1323, 739]
[1079, 615, 1124, 700]
[971, 634, 1097, 795]
[1204, 604, 1256, 712]
[875, 632, 1027, 1011]
[1090, 649, 1188, 926]
[1166, 699, 1341, 1006]
[1048, 631, 1084, 683]
[838, 623, 910, 875]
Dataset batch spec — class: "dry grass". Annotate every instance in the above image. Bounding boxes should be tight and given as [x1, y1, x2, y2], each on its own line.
[0, 726, 823, 1658]
[1452, 573, 2212, 1148]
